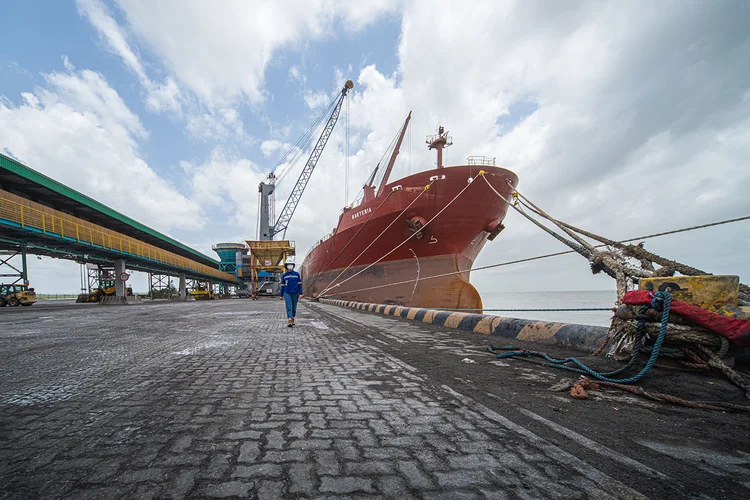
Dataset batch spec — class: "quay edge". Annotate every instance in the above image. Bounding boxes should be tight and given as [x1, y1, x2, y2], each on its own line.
[317, 298, 609, 353]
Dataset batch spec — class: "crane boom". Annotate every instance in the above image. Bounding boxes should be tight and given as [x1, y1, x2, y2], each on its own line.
[270, 80, 354, 239]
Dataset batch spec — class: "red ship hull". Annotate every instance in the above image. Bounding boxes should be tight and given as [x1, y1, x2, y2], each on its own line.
[301, 165, 518, 310]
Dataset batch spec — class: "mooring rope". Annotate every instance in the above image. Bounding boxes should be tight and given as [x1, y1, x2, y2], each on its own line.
[566, 378, 750, 413]
[480, 176, 609, 274]
[489, 292, 671, 384]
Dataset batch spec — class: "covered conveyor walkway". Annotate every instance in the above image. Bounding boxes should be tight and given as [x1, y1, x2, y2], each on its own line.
[0, 153, 236, 295]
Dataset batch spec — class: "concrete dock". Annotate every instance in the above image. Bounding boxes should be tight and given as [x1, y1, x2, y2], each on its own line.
[1, 299, 748, 499]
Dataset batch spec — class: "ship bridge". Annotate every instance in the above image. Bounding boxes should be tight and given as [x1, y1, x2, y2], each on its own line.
[0, 152, 237, 296]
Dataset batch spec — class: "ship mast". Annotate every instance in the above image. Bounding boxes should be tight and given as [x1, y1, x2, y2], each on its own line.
[426, 125, 453, 169]
[377, 112, 412, 197]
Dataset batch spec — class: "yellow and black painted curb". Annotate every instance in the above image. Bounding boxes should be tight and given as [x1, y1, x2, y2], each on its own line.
[318, 298, 609, 353]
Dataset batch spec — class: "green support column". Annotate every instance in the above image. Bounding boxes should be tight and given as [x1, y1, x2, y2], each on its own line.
[21, 245, 28, 286]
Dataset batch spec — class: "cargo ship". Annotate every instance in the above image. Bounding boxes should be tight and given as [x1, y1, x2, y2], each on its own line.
[301, 114, 518, 310]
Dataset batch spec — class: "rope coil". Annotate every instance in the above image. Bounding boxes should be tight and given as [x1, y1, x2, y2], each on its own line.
[488, 292, 673, 384]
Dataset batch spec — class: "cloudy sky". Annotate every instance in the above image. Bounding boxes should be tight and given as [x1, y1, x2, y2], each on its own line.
[1, 0, 748, 297]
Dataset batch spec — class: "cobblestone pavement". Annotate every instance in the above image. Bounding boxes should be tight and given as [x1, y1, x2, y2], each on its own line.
[1, 299, 748, 499]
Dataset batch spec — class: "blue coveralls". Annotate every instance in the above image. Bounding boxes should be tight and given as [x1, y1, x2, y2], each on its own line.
[280, 270, 302, 319]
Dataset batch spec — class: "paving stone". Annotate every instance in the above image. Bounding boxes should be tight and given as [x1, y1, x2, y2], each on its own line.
[362, 446, 411, 460]
[205, 480, 255, 498]
[158, 453, 207, 467]
[288, 462, 315, 495]
[263, 449, 310, 463]
[168, 469, 197, 498]
[238, 441, 260, 462]
[118, 468, 165, 483]
[200, 454, 232, 480]
[478, 490, 510, 500]
[223, 430, 263, 440]
[289, 421, 307, 438]
[446, 453, 500, 469]
[397, 461, 436, 489]
[345, 460, 395, 475]
[378, 475, 413, 498]
[81, 460, 123, 484]
[421, 491, 482, 500]
[313, 450, 342, 475]
[265, 430, 285, 449]
[71, 487, 134, 499]
[232, 463, 283, 478]
[435, 469, 491, 489]
[413, 449, 447, 471]
[256, 480, 285, 500]
[319, 476, 376, 494]
[170, 435, 192, 453]
[351, 428, 378, 447]
[311, 428, 351, 439]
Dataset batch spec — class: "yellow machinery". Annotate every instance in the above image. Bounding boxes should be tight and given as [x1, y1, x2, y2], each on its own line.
[0, 283, 37, 307]
[638, 275, 749, 317]
[77, 285, 133, 303]
[245, 240, 295, 298]
[190, 283, 214, 300]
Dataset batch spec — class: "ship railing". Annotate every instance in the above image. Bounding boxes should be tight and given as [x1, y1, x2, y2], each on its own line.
[466, 156, 496, 166]
[308, 231, 335, 252]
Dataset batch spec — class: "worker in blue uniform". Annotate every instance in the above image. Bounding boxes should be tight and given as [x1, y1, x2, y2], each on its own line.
[280, 262, 302, 327]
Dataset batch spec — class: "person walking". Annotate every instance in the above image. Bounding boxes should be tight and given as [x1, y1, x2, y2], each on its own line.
[279, 262, 302, 327]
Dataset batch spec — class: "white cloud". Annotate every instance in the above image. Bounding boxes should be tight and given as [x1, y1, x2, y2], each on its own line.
[0, 62, 205, 233]
[183, 150, 265, 235]
[303, 90, 330, 109]
[77, 0, 254, 142]
[144, 76, 181, 113]
[288, 65, 305, 84]
[76, 0, 182, 114]
[260, 139, 288, 157]
[115, 0, 400, 107]
[184, 106, 248, 141]
[76, 0, 147, 81]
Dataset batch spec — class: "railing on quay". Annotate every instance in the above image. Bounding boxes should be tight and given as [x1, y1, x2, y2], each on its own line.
[0, 189, 235, 283]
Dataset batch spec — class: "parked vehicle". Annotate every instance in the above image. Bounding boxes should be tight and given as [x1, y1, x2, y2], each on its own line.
[0, 283, 37, 307]
[76, 285, 133, 303]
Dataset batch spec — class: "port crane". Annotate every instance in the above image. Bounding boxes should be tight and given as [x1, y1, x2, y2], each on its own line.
[258, 80, 354, 241]
[247, 80, 353, 297]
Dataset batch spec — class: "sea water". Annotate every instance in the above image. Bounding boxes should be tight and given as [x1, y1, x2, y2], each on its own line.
[479, 290, 618, 327]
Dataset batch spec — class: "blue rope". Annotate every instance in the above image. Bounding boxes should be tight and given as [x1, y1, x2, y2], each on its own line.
[488, 292, 672, 384]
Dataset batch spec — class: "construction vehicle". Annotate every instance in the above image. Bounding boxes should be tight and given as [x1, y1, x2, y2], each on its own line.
[190, 284, 214, 300]
[77, 285, 133, 303]
[0, 283, 37, 307]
